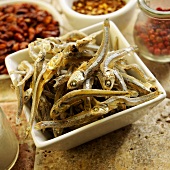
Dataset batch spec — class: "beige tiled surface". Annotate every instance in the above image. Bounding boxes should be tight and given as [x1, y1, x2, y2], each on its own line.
[1, 5, 170, 170]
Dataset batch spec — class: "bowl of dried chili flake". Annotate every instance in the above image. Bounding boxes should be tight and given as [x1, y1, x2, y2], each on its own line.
[58, 0, 137, 30]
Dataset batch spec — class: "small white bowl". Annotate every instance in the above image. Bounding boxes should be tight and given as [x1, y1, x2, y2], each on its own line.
[0, 0, 63, 79]
[0, 0, 64, 35]
[58, 0, 137, 30]
[5, 21, 166, 151]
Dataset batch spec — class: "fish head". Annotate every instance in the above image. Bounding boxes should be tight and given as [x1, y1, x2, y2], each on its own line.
[91, 104, 109, 115]
[102, 69, 115, 90]
[67, 70, 85, 89]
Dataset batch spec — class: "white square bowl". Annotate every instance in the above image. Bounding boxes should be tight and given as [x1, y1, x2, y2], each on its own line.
[5, 21, 166, 151]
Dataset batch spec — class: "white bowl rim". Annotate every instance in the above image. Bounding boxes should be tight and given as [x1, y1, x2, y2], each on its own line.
[59, 0, 137, 20]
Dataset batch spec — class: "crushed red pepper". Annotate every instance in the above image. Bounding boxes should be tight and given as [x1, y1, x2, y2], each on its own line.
[72, 0, 126, 15]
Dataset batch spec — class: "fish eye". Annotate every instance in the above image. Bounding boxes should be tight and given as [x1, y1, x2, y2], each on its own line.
[24, 96, 28, 100]
[50, 42, 54, 49]
[105, 80, 111, 87]
[70, 80, 77, 87]
[93, 107, 99, 112]
[150, 86, 157, 92]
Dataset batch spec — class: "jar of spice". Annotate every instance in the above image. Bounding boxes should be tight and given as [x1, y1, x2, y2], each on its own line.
[133, 0, 170, 63]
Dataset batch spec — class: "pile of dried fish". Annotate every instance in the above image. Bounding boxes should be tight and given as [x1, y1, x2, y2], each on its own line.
[10, 19, 159, 138]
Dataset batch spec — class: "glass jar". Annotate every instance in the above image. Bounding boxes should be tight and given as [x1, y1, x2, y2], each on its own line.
[133, 0, 170, 63]
[0, 107, 19, 170]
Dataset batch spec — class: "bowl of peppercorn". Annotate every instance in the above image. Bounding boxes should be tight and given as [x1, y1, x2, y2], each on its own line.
[0, 0, 63, 77]
[58, 0, 137, 30]
[133, 0, 170, 63]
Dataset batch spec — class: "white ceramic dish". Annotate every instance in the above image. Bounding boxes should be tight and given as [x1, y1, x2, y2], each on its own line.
[0, 0, 63, 80]
[0, 0, 63, 32]
[58, 0, 137, 30]
[5, 21, 166, 151]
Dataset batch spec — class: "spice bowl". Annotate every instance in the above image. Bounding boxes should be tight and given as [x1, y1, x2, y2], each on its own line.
[0, 0, 63, 77]
[58, 0, 137, 30]
[6, 21, 166, 151]
[133, 0, 170, 63]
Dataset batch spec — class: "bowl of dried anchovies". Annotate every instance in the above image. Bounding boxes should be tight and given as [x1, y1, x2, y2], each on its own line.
[5, 20, 166, 151]
[58, 0, 137, 30]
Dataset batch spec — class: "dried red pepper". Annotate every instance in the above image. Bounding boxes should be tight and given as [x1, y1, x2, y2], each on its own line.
[134, 7, 170, 56]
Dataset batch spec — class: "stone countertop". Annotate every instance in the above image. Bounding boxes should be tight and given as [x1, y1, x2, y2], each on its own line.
[1, 7, 170, 170]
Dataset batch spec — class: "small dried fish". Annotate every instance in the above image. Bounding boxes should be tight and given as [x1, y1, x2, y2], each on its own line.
[17, 60, 34, 86]
[121, 72, 156, 95]
[13, 75, 24, 124]
[50, 89, 131, 119]
[100, 46, 138, 90]
[83, 77, 94, 111]
[67, 19, 110, 89]
[25, 60, 47, 137]
[35, 106, 109, 130]
[24, 88, 33, 103]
